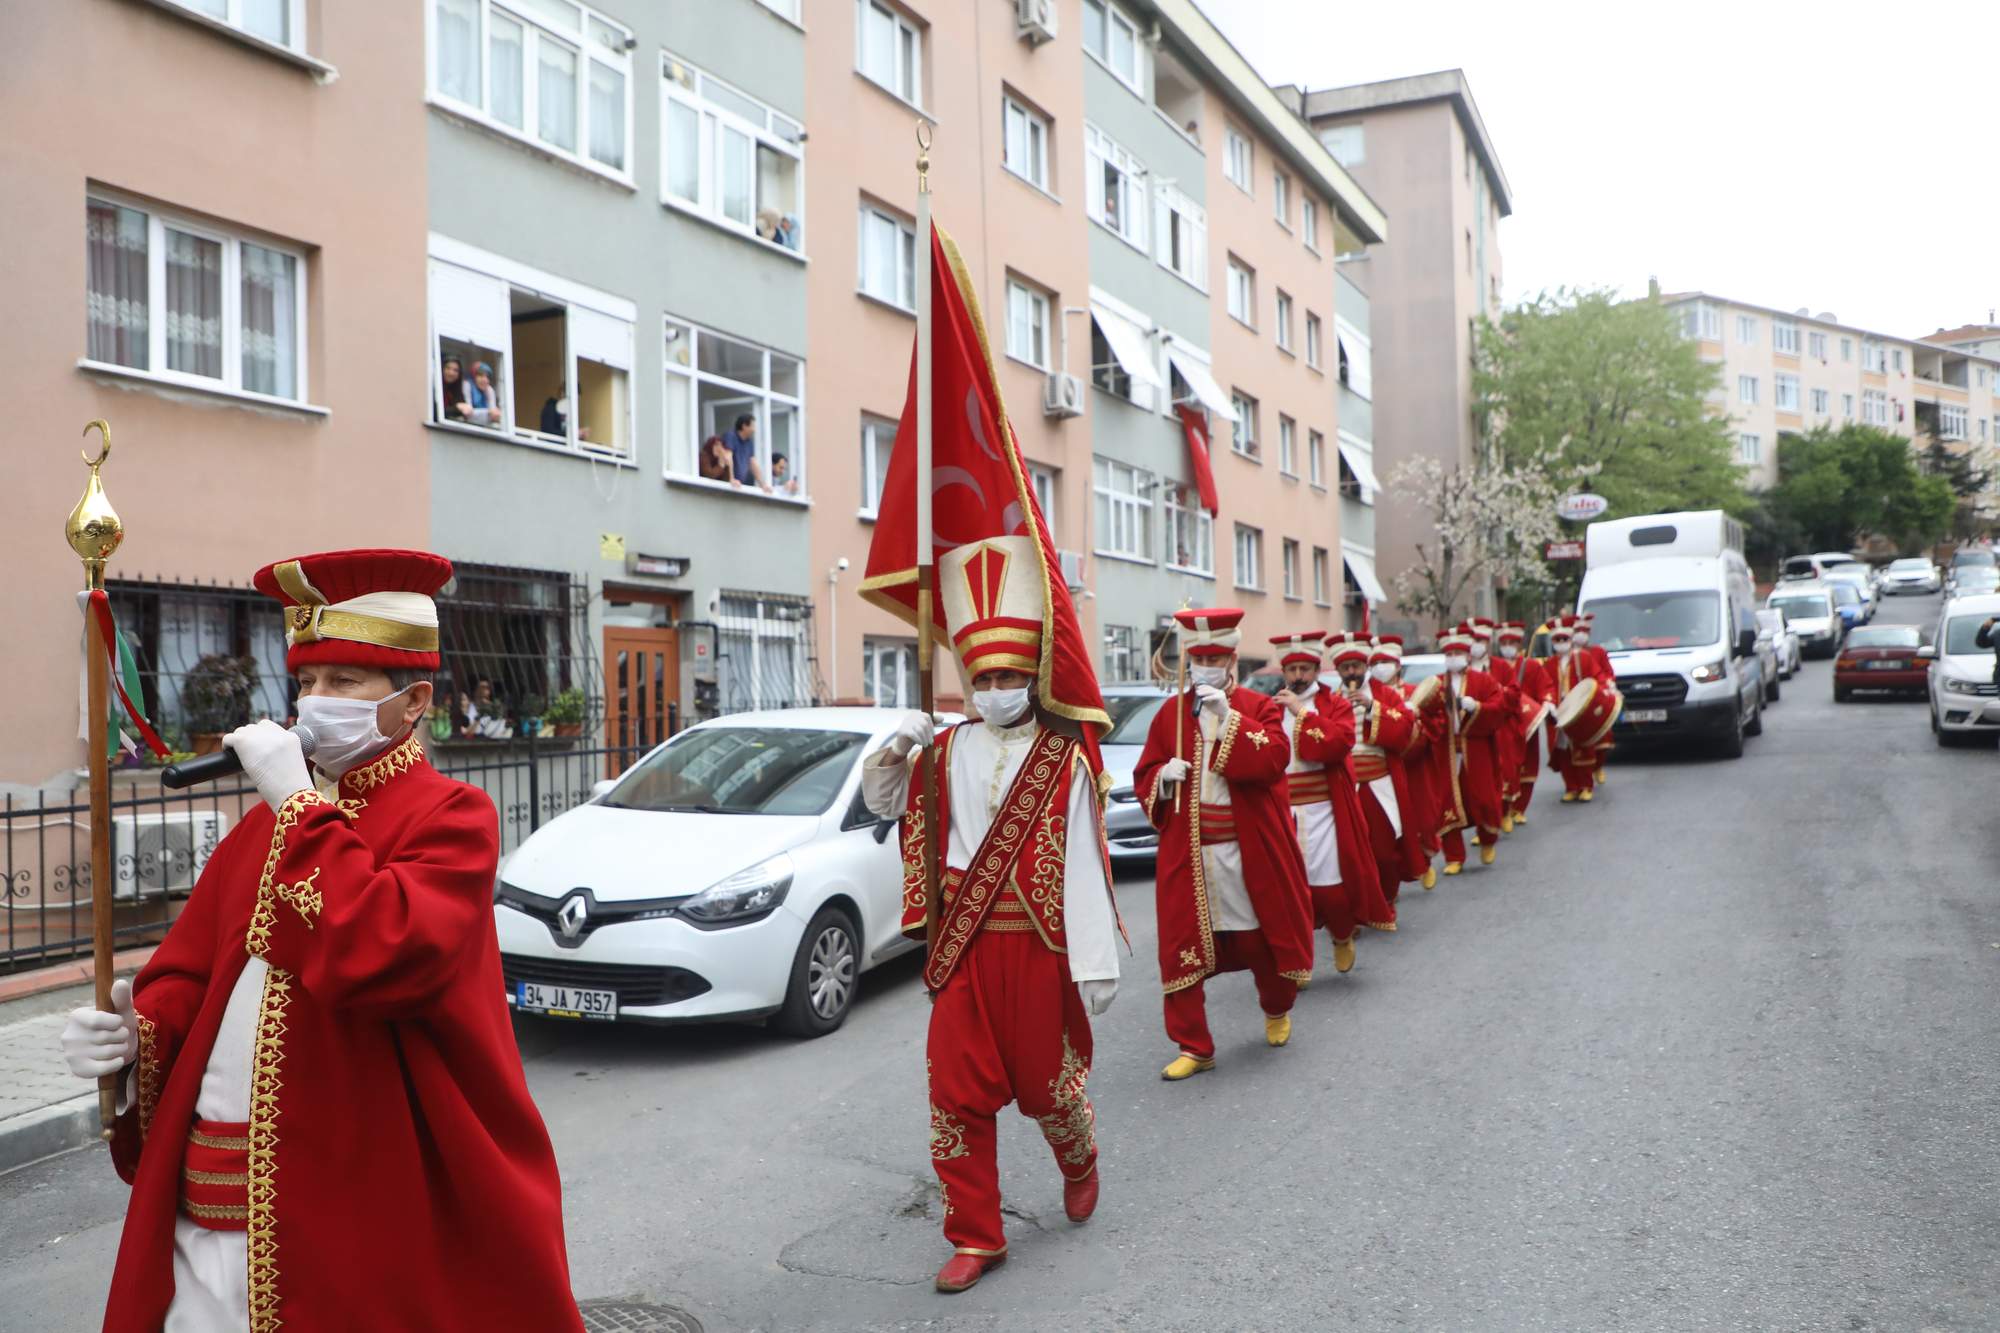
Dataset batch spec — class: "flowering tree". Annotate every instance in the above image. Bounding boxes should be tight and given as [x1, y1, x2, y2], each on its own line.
[1390, 450, 1581, 627]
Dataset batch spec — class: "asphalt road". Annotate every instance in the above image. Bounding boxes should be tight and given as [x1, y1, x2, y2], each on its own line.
[5, 588, 1996, 1331]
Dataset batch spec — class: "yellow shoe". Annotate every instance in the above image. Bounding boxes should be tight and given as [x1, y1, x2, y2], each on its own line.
[1264, 1014, 1292, 1047]
[1295, 975, 1312, 992]
[1561, 792, 1577, 803]
[1421, 866, 1438, 890]
[1442, 861, 1463, 876]
[1596, 769, 1608, 785]
[1161, 1054, 1216, 1081]
[1500, 813, 1515, 834]
[1513, 811, 1528, 827]
[1479, 843, 1497, 866]
[1579, 788, 1594, 803]
[1333, 936, 1356, 973]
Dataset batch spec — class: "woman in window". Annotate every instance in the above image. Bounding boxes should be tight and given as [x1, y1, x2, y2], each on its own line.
[467, 361, 501, 427]
[439, 355, 473, 423]
[698, 435, 735, 482]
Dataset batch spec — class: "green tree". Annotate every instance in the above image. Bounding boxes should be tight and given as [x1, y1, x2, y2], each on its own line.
[1765, 424, 1954, 551]
[1917, 421, 1992, 541]
[1475, 287, 1747, 519]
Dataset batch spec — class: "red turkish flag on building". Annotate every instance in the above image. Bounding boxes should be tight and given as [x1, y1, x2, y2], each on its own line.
[1173, 404, 1221, 515]
[861, 222, 1109, 748]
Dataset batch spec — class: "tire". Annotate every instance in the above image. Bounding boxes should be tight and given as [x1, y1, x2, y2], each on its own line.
[1745, 694, 1764, 737]
[1715, 703, 1746, 759]
[1834, 685, 1850, 702]
[1769, 674, 1781, 704]
[1933, 708, 1964, 747]
[776, 905, 860, 1038]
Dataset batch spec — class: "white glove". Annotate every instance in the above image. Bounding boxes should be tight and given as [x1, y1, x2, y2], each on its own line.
[225, 719, 315, 811]
[61, 978, 136, 1079]
[1155, 756, 1191, 794]
[1080, 978, 1117, 1016]
[888, 710, 935, 757]
[1195, 684, 1230, 723]
[1555, 731, 1570, 750]
[1458, 694, 1480, 713]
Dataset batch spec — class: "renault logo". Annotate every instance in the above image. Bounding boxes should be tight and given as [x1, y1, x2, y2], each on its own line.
[556, 892, 590, 941]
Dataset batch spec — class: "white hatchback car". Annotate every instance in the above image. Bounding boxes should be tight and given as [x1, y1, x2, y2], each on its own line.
[1925, 593, 2000, 746]
[493, 708, 924, 1036]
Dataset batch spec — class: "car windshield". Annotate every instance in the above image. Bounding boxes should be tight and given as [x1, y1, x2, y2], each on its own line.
[1769, 594, 1829, 621]
[1102, 693, 1161, 729]
[1755, 610, 1784, 634]
[601, 726, 865, 815]
[1959, 570, 2000, 589]
[1944, 614, 1993, 654]
[1402, 659, 1445, 684]
[1582, 591, 1721, 649]
[1888, 559, 1929, 572]
[1831, 584, 1860, 605]
[1953, 550, 1996, 567]
[1846, 626, 1920, 649]
[1780, 558, 1819, 578]
[1104, 694, 1169, 744]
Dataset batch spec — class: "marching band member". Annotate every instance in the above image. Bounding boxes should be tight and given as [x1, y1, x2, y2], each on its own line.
[1431, 625, 1506, 874]
[1327, 633, 1425, 904]
[1372, 637, 1444, 890]
[1467, 618, 1521, 834]
[1547, 618, 1606, 803]
[1136, 609, 1316, 1082]
[1574, 612, 1616, 786]
[1503, 622, 1555, 826]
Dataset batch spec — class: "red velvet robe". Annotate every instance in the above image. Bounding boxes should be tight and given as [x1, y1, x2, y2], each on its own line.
[1291, 685, 1394, 929]
[1486, 657, 1524, 810]
[1135, 686, 1316, 994]
[1354, 680, 1428, 882]
[105, 734, 580, 1333]
[1511, 656, 1555, 810]
[1397, 683, 1445, 854]
[1548, 650, 1614, 780]
[1437, 669, 1506, 834]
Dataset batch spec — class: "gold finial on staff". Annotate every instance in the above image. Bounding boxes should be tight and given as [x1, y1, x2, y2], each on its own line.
[68, 420, 124, 591]
[916, 119, 933, 194]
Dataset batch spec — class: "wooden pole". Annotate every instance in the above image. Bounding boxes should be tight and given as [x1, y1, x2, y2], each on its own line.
[1172, 643, 1185, 814]
[914, 124, 940, 961]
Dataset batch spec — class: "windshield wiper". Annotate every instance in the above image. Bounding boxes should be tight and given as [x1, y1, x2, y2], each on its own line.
[669, 803, 749, 815]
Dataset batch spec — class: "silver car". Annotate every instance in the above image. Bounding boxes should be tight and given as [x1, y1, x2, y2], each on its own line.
[1925, 592, 2000, 746]
[1766, 585, 1843, 659]
[1879, 557, 1941, 596]
[1754, 608, 1796, 695]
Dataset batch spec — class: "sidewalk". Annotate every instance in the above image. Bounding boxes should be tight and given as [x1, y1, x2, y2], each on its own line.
[0, 950, 155, 1174]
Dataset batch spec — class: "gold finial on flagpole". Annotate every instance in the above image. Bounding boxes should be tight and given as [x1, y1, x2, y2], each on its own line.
[916, 119, 932, 194]
[68, 420, 124, 591]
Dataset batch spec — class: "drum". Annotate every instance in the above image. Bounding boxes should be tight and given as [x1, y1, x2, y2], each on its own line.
[1351, 744, 1390, 783]
[1554, 679, 1621, 747]
[1407, 675, 1444, 711]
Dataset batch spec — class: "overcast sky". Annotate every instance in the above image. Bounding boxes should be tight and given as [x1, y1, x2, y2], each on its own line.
[1198, 0, 1999, 339]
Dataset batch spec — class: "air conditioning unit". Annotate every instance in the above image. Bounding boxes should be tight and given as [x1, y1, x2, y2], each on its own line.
[1042, 371, 1084, 419]
[1015, 0, 1057, 44]
[113, 810, 229, 901]
[1058, 549, 1087, 591]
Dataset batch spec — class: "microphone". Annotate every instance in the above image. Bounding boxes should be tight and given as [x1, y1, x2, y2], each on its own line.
[160, 725, 319, 790]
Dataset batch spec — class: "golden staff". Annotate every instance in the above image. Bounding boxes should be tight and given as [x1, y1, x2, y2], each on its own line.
[913, 120, 941, 959]
[66, 420, 123, 1141]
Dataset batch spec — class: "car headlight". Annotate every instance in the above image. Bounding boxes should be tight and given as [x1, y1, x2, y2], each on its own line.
[1690, 659, 1727, 684]
[679, 855, 794, 925]
[1943, 676, 1984, 695]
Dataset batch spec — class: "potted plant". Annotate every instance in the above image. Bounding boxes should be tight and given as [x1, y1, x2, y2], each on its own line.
[517, 694, 546, 739]
[546, 687, 587, 738]
[182, 654, 259, 754]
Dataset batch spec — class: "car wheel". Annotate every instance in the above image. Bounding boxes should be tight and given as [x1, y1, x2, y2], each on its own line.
[1768, 674, 1781, 704]
[776, 905, 860, 1038]
[1715, 703, 1746, 759]
[1834, 685, 1850, 702]
[1745, 694, 1764, 737]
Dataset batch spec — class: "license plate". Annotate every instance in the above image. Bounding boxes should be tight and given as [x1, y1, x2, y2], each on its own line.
[515, 980, 617, 1020]
[1866, 660, 1905, 670]
[1625, 708, 1668, 723]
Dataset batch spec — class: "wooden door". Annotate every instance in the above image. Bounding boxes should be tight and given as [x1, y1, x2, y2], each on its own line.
[603, 627, 680, 777]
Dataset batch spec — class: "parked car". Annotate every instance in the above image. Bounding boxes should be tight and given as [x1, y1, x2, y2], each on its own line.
[1832, 624, 1930, 701]
[1826, 581, 1867, 630]
[1102, 680, 1167, 730]
[1778, 553, 1852, 582]
[1750, 611, 1784, 702]
[1879, 557, 1942, 596]
[1755, 608, 1800, 680]
[1765, 584, 1843, 658]
[1400, 652, 1447, 686]
[1951, 566, 2000, 598]
[1925, 592, 2000, 746]
[493, 707, 928, 1037]
[1946, 547, 1996, 595]
[1100, 685, 1171, 866]
[1821, 565, 1876, 622]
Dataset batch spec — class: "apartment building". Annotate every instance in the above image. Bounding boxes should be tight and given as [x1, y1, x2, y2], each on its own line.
[1334, 265, 1386, 631]
[423, 0, 813, 745]
[0, 1, 428, 789]
[1662, 293, 2000, 504]
[1290, 70, 1510, 640]
[1922, 321, 2000, 362]
[809, 0, 1385, 699]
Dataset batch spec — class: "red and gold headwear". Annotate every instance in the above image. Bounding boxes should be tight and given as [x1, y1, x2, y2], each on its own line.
[1268, 630, 1327, 667]
[252, 548, 451, 671]
[1370, 635, 1405, 665]
[1549, 617, 1575, 642]
[1497, 621, 1526, 644]
[1438, 625, 1474, 652]
[1324, 631, 1371, 665]
[940, 535, 1044, 678]
[1175, 606, 1245, 658]
[1469, 617, 1497, 641]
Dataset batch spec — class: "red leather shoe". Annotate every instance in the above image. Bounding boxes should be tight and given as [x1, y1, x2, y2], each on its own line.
[935, 1251, 1006, 1293]
[1063, 1168, 1100, 1223]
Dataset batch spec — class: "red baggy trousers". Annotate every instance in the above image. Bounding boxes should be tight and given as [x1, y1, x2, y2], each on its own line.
[1162, 930, 1298, 1061]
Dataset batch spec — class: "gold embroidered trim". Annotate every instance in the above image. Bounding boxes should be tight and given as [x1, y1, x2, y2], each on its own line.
[953, 1245, 1008, 1257]
[1280, 968, 1313, 983]
[246, 966, 292, 1333]
[1035, 1032, 1096, 1180]
[183, 1168, 249, 1187]
[189, 1128, 251, 1151]
[136, 1014, 162, 1141]
[183, 1200, 250, 1221]
[1164, 724, 1218, 995]
[246, 790, 334, 959]
[340, 732, 426, 798]
[1211, 708, 1242, 772]
[1245, 728, 1270, 748]
[930, 1104, 970, 1162]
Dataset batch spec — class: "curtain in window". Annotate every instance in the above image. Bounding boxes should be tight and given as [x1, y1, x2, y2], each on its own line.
[86, 201, 149, 369]
[537, 40, 578, 150]
[164, 230, 222, 379]
[490, 14, 524, 128]
[435, 0, 479, 104]
[240, 244, 297, 398]
[588, 61, 624, 168]
[241, 0, 288, 43]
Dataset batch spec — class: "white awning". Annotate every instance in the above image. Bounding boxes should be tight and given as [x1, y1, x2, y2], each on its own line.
[1343, 545, 1387, 604]
[1336, 436, 1382, 496]
[1164, 345, 1239, 426]
[1091, 304, 1166, 391]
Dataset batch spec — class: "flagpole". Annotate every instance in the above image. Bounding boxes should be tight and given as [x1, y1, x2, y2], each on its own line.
[914, 122, 941, 961]
[66, 420, 124, 1142]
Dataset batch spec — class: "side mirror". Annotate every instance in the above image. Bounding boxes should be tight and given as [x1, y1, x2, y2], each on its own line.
[872, 817, 899, 845]
[590, 778, 618, 801]
[1735, 628, 1756, 659]
[1917, 644, 1937, 660]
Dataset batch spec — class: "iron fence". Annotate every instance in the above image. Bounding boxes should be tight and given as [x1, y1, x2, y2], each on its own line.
[2, 736, 645, 975]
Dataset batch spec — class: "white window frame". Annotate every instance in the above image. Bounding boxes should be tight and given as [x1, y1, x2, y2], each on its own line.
[1001, 92, 1051, 192]
[1029, 464, 1058, 541]
[1738, 375, 1759, 405]
[661, 51, 806, 256]
[1162, 482, 1214, 576]
[757, 0, 803, 22]
[1281, 538, 1301, 599]
[1305, 312, 1323, 370]
[856, 202, 916, 311]
[1301, 197, 1319, 251]
[855, 0, 924, 107]
[1738, 433, 1761, 465]
[1093, 456, 1154, 563]
[162, 0, 306, 52]
[1278, 413, 1297, 476]
[1862, 388, 1888, 424]
[1225, 126, 1253, 192]
[83, 192, 312, 407]
[1154, 185, 1208, 291]
[1275, 290, 1294, 353]
[1336, 317, 1373, 400]
[1272, 171, 1290, 227]
[1863, 339, 1886, 373]
[1307, 429, 1326, 488]
[858, 412, 897, 518]
[1774, 373, 1800, 411]
[1230, 390, 1259, 459]
[1006, 276, 1052, 371]
[428, 0, 635, 183]
[1085, 124, 1149, 251]
[1811, 387, 1829, 415]
[862, 636, 917, 707]
[1940, 403, 1969, 440]
[1736, 314, 1758, 344]
[662, 312, 807, 498]
[1843, 393, 1855, 417]
[1808, 330, 1828, 359]
[1840, 337, 1853, 362]
[1227, 256, 1255, 328]
[1311, 545, 1331, 606]
[1233, 523, 1263, 591]
[1082, 0, 1142, 94]
[1773, 320, 1800, 355]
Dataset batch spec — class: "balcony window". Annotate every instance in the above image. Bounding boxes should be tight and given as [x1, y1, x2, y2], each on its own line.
[1679, 301, 1720, 340]
[431, 0, 633, 177]
[1085, 124, 1148, 249]
[1006, 277, 1052, 371]
[1775, 373, 1800, 411]
[857, 203, 916, 310]
[1773, 320, 1800, 355]
[1163, 482, 1213, 575]
[1940, 404, 1969, 440]
[1154, 185, 1207, 290]
[663, 53, 804, 252]
[1082, 0, 1140, 93]
[1230, 390, 1259, 459]
[1002, 93, 1051, 191]
[1227, 257, 1255, 327]
[859, 413, 896, 516]
[1233, 524, 1263, 591]
[1093, 457, 1154, 562]
[663, 317, 805, 495]
[856, 0, 923, 106]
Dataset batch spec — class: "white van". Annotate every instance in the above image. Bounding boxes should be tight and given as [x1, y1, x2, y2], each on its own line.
[1578, 510, 1766, 758]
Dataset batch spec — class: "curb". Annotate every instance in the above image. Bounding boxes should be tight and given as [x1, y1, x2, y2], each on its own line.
[0, 947, 158, 1005]
[0, 1095, 101, 1175]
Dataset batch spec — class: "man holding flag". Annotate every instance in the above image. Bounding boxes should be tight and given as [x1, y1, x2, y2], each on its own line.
[857, 216, 1118, 1294]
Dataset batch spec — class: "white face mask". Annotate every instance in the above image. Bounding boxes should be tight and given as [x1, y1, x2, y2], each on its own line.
[1574, 631, 1591, 645]
[1554, 641, 1572, 656]
[296, 687, 412, 776]
[1189, 664, 1231, 690]
[1369, 661, 1397, 683]
[973, 686, 1032, 727]
[1498, 643, 1518, 660]
[1445, 653, 1470, 673]
[1469, 640, 1489, 660]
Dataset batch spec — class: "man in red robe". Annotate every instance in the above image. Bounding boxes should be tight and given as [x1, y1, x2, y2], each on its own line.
[58, 549, 581, 1333]
[1465, 617, 1520, 835]
[1501, 621, 1555, 826]
[1433, 625, 1506, 874]
[1546, 617, 1610, 802]
[860, 535, 1120, 1293]
[1372, 637, 1443, 889]
[1268, 631, 1391, 977]
[1136, 608, 1315, 1081]
[1326, 633, 1423, 903]
[1574, 611, 1618, 786]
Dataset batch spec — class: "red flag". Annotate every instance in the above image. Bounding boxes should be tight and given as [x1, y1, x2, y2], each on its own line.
[1173, 404, 1220, 516]
[861, 223, 1108, 747]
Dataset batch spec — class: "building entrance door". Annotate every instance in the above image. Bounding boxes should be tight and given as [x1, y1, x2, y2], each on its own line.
[603, 627, 679, 778]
